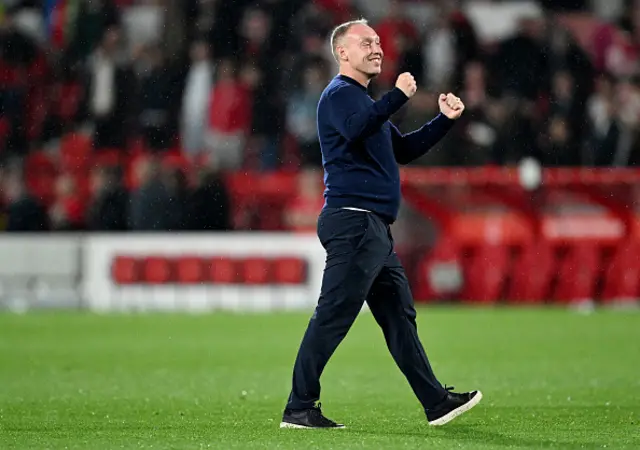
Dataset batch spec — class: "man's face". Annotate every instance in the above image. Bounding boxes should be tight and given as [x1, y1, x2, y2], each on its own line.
[338, 24, 383, 78]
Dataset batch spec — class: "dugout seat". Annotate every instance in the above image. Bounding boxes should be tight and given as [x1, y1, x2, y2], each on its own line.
[141, 256, 173, 284]
[242, 257, 272, 285]
[552, 243, 600, 304]
[461, 244, 510, 304]
[601, 240, 640, 304]
[175, 256, 205, 284]
[111, 256, 139, 285]
[208, 257, 239, 284]
[272, 257, 307, 285]
[506, 242, 555, 304]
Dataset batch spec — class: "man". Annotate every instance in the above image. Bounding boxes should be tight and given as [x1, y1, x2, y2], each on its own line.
[280, 19, 482, 429]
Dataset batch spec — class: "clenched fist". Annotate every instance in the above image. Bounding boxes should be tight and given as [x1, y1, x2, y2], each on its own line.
[438, 93, 465, 120]
[396, 72, 417, 98]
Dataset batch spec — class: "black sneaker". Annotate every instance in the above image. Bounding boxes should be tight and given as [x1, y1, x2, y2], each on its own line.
[280, 403, 345, 429]
[426, 386, 483, 426]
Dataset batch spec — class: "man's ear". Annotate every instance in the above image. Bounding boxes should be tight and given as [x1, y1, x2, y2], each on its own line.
[337, 45, 348, 62]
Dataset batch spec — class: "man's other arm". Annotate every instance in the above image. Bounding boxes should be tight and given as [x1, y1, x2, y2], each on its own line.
[390, 113, 455, 165]
[328, 85, 409, 142]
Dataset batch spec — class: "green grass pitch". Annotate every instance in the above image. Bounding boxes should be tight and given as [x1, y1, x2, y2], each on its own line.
[1, 306, 639, 449]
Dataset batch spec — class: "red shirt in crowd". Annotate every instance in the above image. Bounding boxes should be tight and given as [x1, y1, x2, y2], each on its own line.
[208, 80, 252, 134]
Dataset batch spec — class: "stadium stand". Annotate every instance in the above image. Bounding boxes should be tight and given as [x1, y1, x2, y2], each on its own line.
[0, 0, 639, 306]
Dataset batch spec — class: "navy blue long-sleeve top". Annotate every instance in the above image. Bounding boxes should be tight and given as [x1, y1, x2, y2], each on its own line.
[318, 74, 455, 223]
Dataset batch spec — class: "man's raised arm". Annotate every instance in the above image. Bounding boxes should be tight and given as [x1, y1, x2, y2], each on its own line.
[328, 73, 417, 142]
[391, 113, 455, 164]
[392, 92, 464, 164]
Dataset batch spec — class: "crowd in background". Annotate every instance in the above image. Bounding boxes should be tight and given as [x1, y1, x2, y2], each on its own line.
[1, 0, 639, 231]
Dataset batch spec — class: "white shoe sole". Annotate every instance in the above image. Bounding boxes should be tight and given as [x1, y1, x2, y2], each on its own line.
[428, 391, 483, 426]
[279, 422, 346, 429]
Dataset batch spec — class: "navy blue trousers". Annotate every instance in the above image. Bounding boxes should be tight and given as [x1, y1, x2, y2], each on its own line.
[286, 207, 447, 410]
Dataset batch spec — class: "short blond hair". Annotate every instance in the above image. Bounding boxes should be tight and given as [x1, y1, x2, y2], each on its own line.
[329, 18, 368, 63]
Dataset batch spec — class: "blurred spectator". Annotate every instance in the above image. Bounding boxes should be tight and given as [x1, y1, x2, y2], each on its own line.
[491, 16, 548, 101]
[163, 166, 188, 230]
[238, 6, 285, 170]
[204, 58, 252, 170]
[591, 21, 638, 78]
[462, 60, 488, 112]
[0, 9, 38, 156]
[183, 166, 232, 231]
[612, 76, 640, 165]
[136, 44, 179, 152]
[586, 73, 621, 165]
[313, 0, 357, 25]
[128, 157, 173, 231]
[375, 0, 419, 89]
[80, 27, 133, 150]
[618, 0, 640, 44]
[547, 70, 584, 162]
[286, 61, 328, 168]
[396, 32, 425, 89]
[448, 7, 480, 92]
[64, 0, 120, 64]
[49, 174, 84, 231]
[180, 40, 214, 158]
[86, 165, 129, 231]
[288, 1, 334, 57]
[4, 170, 49, 232]
[423, 10, 456, 90]
[539, 114, 576, 166]
[545, 24, 594, 103]
[440, 61, 506, 165]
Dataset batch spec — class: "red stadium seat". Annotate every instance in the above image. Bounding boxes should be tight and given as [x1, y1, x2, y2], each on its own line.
[0, 117, 10, 149]
[111, 256, 140, 285]
[601, 240, 640, 304]
[162, 149, 191, 174]
[142, 256, 173, 284]
[242, 257, 272, 285]
[255, 202, 287, 230]
[209, 257, 239, 284]
[272, 257, 307, 284]
[461, 244, 510, 304]
[73, 173, 92, 203]
[413, 239, 463, 302]
[260, 172, 298, 200]
[124, 152, 150, 190]
[552, 244, 600, 304]
[175, 256, 205, 284]
[60, 133, 91, 173]
[225, 172, 259, 229]
[506, 242, 556, 304]
[24, 151, 58, 206]
[92, 148, 123, 167]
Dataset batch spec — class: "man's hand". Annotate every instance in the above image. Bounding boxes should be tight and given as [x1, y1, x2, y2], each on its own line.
[439, 93, 465, 119]
[396, 72, 417, 98]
